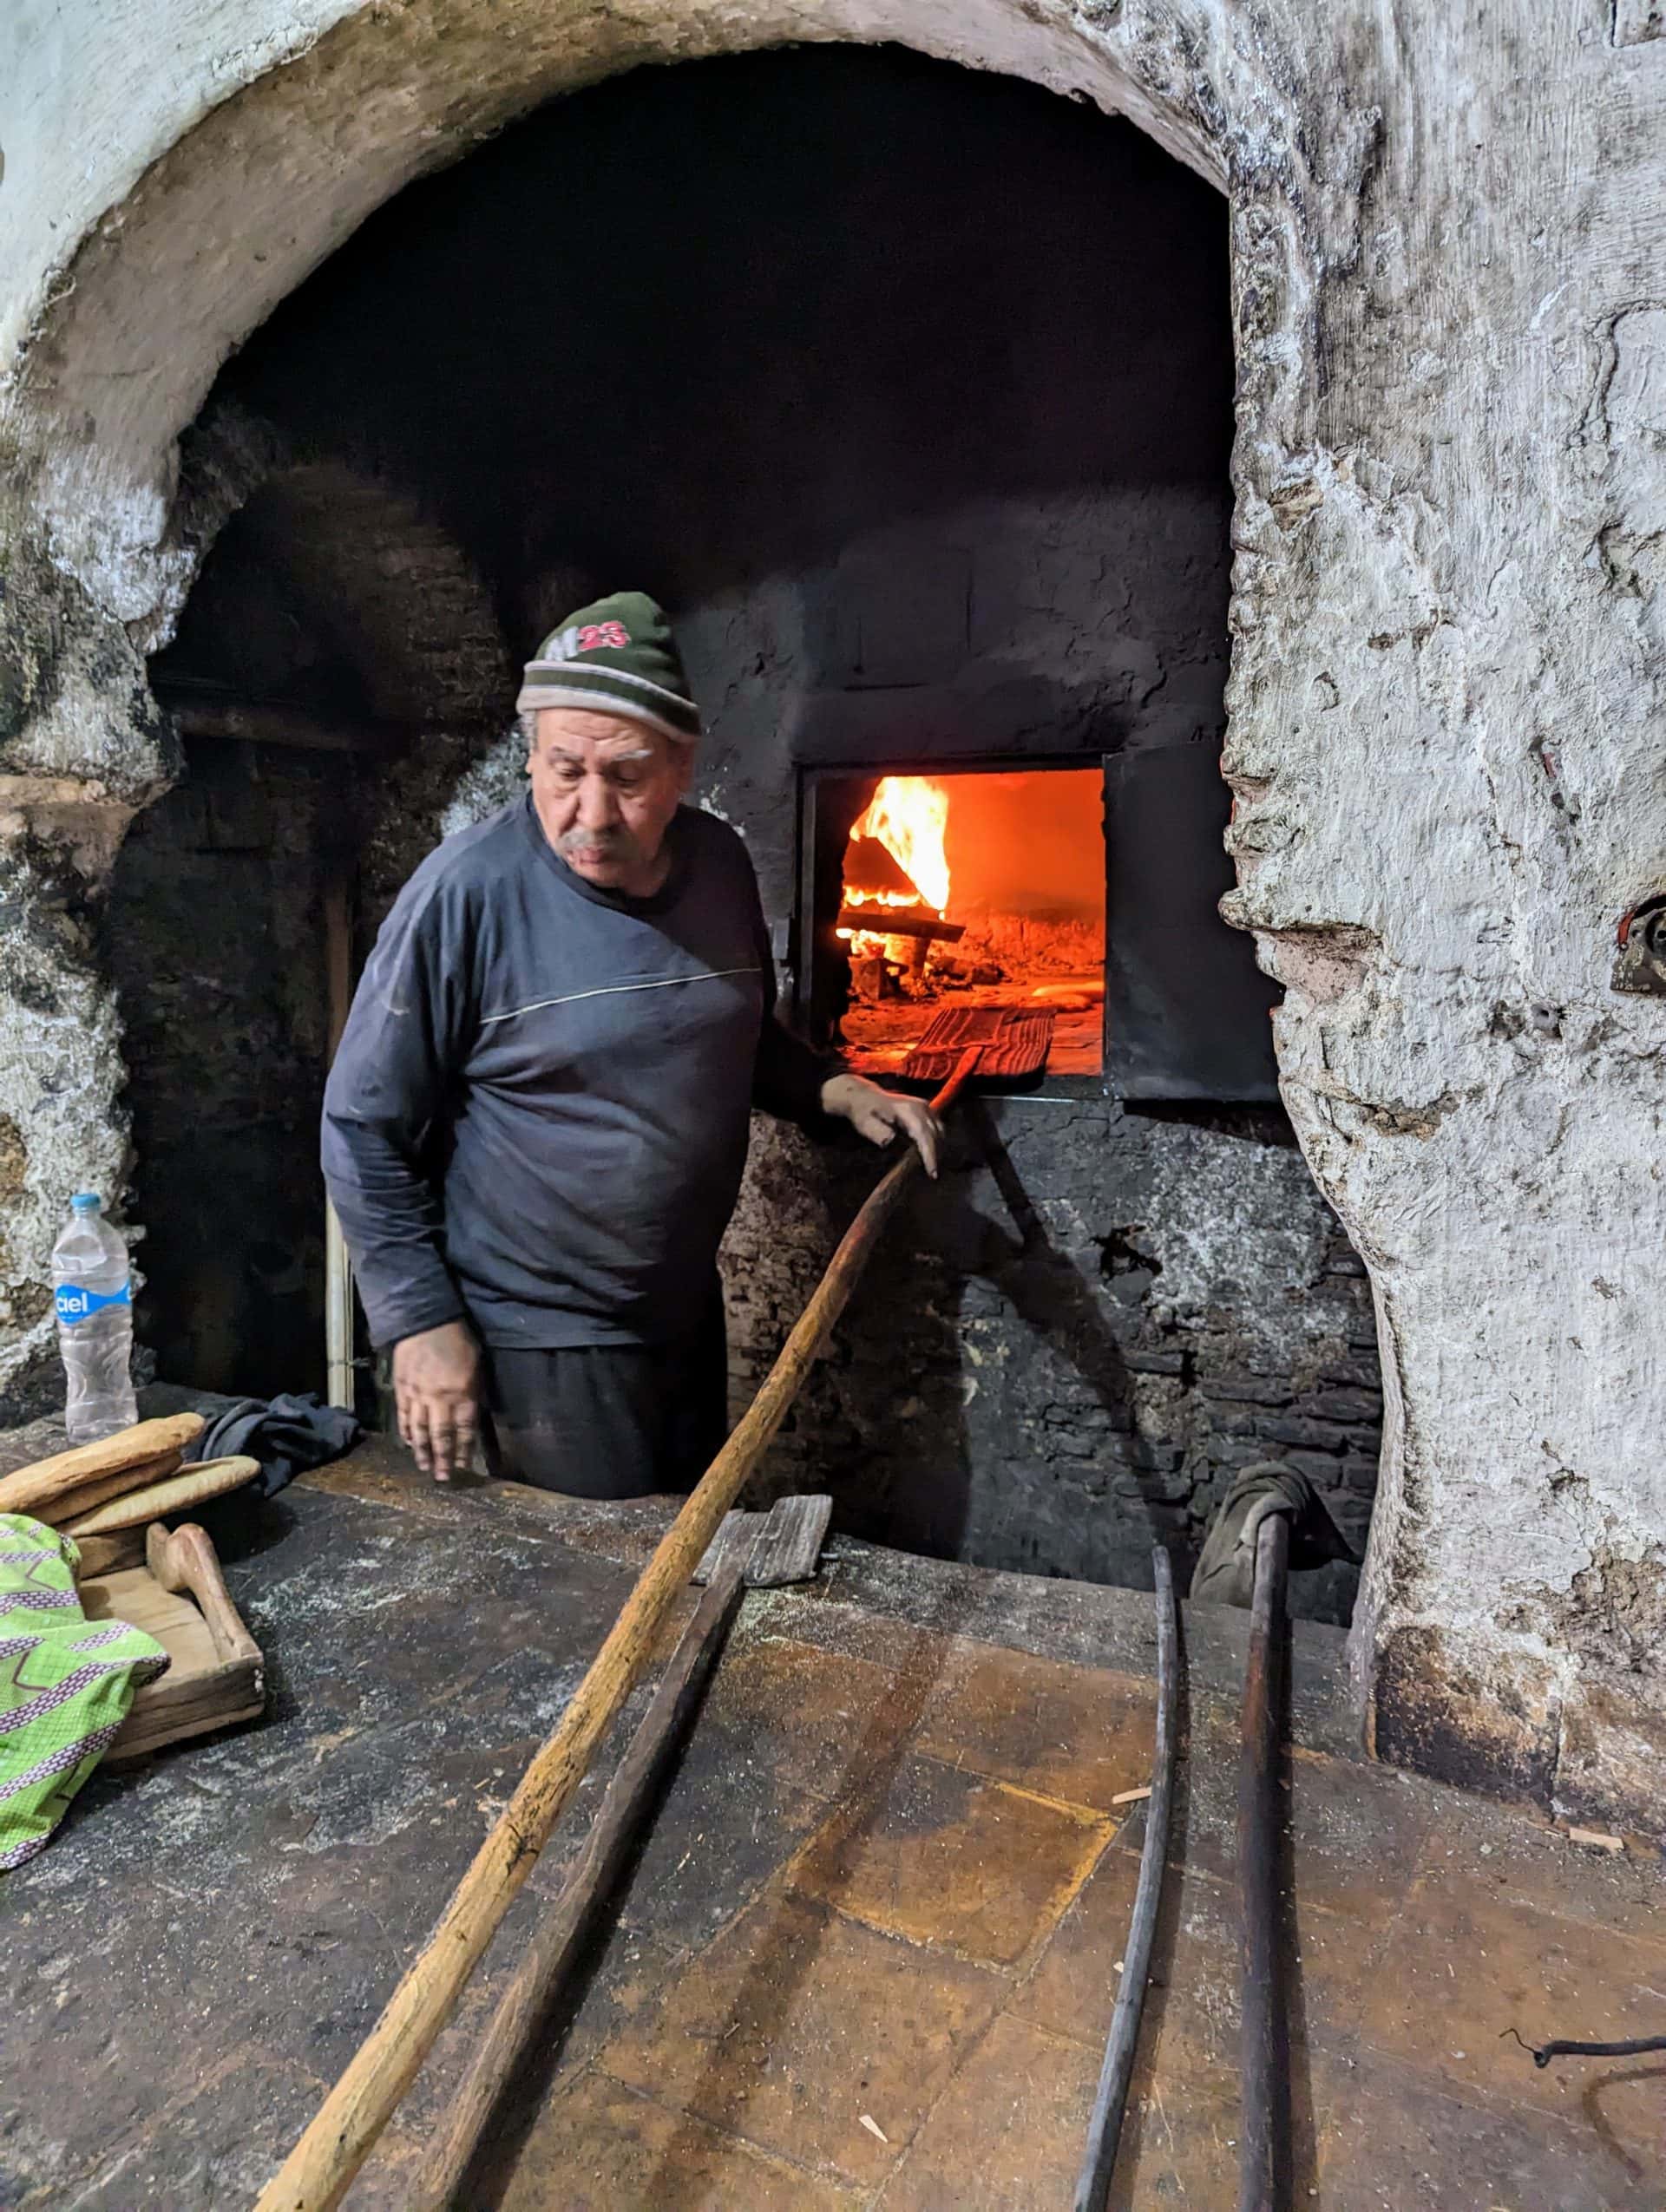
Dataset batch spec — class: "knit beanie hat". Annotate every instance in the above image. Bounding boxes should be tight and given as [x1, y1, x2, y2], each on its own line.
[516, 590, 701, 745]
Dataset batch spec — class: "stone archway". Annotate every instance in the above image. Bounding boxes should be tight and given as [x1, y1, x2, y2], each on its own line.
[3, 0, 1346, 634]
[3, 0, 1663, 1829]
[0, 0, 1343, 1371]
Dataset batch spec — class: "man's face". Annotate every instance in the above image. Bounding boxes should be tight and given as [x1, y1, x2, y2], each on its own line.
[526, 709, 692, 894]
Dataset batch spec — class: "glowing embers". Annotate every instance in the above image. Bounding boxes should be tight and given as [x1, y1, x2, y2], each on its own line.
[834, 767, 1105, 1077]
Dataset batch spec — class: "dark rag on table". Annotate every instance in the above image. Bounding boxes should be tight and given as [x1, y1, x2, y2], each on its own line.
[182, 1392, 362, 1500]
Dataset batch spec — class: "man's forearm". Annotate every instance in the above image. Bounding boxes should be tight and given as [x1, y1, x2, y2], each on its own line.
[321, 1118, 466, 1349]
[320, 862, 476, 1348]
[751, 1010, 841, 1125]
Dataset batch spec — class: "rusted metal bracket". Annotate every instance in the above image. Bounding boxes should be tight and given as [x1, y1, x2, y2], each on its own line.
[1612, 895, 1666, 995]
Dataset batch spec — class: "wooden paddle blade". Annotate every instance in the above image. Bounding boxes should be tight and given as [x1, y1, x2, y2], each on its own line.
[902, 1005, 1054, 1084]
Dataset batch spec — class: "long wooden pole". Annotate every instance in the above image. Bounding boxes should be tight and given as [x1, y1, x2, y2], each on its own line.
[415, 1558, 749, 2212]
[253, 1050, 977, 2212]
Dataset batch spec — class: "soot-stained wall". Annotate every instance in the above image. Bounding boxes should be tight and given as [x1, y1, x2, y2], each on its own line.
[724, 1104, 1378, 1616]
[119, 45, 1380, 1613]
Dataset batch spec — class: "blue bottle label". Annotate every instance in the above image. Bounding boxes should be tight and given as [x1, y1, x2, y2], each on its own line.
[55, 1282, 132, 1325]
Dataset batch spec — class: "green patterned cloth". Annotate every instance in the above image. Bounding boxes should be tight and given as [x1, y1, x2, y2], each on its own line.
[0, 1513, 169, 1870]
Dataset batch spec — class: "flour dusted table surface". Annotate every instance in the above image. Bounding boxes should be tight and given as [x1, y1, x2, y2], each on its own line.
[0, 1439, 1659, 2210]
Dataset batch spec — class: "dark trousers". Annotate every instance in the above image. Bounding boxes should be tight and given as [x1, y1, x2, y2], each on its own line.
[479, 1293, 729, 1501]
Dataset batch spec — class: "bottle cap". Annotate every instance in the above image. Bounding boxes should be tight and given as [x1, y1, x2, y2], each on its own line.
[71, 1193, 102, 1213]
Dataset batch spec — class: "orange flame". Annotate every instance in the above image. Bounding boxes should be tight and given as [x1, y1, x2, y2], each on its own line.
[850, 776, 950, 913]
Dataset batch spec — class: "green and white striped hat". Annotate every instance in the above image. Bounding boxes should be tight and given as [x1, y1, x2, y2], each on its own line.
[516, 590, 701, 745]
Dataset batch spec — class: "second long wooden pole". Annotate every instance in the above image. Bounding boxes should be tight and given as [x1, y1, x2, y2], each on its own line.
[253, 1050, 977, 2212]
[1238, 1510, 1293, 2212]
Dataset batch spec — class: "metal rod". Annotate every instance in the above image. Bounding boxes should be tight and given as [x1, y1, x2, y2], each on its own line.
[324, 1206, 357, 1411]
[1522, 2032, 1666, 2068]
[323, 879, 357, 1412]
[1073, 1544, 1181, 2212]
[1239, 1509, 1292, 2212]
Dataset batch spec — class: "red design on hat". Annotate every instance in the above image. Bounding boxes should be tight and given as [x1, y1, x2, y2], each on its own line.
[576, 620, 631, 652]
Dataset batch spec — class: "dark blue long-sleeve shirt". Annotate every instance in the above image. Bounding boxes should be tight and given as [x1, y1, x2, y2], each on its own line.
[322, 795, 832, 1351]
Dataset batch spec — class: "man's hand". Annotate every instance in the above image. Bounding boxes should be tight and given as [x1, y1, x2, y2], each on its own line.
[820, 1071, 944, 1178]
[392, 1320, 481, 1482]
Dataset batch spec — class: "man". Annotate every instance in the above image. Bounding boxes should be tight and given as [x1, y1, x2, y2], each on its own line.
[323, 591, 941, 1496]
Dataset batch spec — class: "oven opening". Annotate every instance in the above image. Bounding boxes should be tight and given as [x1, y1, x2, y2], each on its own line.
[800, 761, 1107, 1086]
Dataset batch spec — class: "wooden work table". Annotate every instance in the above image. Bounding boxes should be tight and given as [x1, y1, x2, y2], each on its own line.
[2, 1438, 1658, 2209]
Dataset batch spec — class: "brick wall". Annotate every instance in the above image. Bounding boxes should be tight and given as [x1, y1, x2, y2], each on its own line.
[725, 1103, 1382, 1624]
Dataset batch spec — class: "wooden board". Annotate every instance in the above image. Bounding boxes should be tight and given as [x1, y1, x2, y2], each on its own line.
[693, 1494, 832, 1587]
[78, 1526, 265, 1762]
[902, 1005, 1056, 1084]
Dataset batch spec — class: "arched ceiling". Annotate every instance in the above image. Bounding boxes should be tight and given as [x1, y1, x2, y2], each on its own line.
[6, 0, 1301, 631]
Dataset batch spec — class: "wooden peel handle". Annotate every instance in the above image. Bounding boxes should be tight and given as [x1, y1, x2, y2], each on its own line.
[253, 1048, 978, 2212]
[416, 1559, 749, 2212]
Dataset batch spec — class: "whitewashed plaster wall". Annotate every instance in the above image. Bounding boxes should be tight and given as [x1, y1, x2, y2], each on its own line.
[1, 0, 1663, 1826]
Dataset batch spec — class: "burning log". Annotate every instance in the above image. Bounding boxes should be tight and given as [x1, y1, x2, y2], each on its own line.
[839, 829, 961, 971]
[836, 907, 965, 944]
[843, 834, 923, 905]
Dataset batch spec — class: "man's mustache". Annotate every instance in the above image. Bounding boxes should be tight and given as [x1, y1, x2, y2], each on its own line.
[556, 824, 635, 858]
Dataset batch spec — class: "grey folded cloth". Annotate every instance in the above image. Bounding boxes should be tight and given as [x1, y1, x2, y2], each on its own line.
[181, 1391, 361, 1500]
[1189, 1461, 1356, 1609]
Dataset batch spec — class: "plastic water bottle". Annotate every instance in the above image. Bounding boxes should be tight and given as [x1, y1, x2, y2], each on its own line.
[52, 1193, 138, 1443]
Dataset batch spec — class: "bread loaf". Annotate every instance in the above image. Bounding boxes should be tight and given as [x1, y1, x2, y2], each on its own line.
[0, 1414, 206, 1519]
